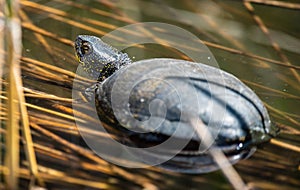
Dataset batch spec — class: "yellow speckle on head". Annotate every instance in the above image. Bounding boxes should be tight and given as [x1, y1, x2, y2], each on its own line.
[80, 60, 85, 66]
[75, 53, 86, 66]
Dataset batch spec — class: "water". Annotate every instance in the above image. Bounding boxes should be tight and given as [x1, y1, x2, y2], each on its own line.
[11, 0, 300, 189]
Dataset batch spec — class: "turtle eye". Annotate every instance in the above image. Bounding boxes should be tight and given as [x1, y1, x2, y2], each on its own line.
[80, 41, 92, 55]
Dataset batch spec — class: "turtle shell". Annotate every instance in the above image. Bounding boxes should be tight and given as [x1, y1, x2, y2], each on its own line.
[93, 58, 278, 173]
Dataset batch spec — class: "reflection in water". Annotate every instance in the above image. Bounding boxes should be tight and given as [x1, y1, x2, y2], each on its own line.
[2, 0, 299, 189]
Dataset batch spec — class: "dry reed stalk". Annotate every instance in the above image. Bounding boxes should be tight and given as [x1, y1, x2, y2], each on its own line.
[3, 1, 21, 189]
[53, 0, 136, 24]
[30, 123, 109, 166]
[243, 80, 300, 100]
[0, 3, 4, 186]
[21, 2, 159, 54]
[21, 0, 263, 62]
[33, 142, 154, 184]
[21, 57, 91, 83]
[23, 0, 142, 39]
[265, 104, 300, 128]
[185, 1, 248, 51]
[21, 22, 73, 46]
[0, 93, 85, 123]
[33, 143, 80, 162]
[53, 0, 191, 62]
[29, 123, 158, 189]
[20, 2, 298, 71]
[3, 81, 119, 140]
[1, 121, 116, 179]
[246, 0, 300, 9]
[2, 0, 297, 189]
[0, 165, 110, 189]
[29, 110, 148, 171]
[29, 114, 120, 140]
[21, 1, 117, 30]
[281, 112, 300, 120]
[190, 118, 248, 190]
[270, 139, 300, 153]
[22, 3, 118, 40]
[52, 104, 98, 123]
[29, 163, 111, 189]
[276, 73, 300, 92]
[23, 87, 73, 103]
[28, 103, 83, 123]
[132, 26, 193, 61]
[243, 1, 300, 86]
[202, 40, 300, 70]
[19, 10, 60, 65]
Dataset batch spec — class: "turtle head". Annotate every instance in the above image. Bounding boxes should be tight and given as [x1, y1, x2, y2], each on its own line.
[75, 35, 132, 80]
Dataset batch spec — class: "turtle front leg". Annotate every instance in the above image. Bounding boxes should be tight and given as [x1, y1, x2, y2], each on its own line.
[84, 83, 99, 102]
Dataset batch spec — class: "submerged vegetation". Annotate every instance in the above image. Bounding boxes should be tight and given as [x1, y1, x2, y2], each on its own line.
[0, 0, 299, 189]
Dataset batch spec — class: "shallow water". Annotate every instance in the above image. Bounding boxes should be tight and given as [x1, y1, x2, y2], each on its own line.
[10, 0, 300, 189]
